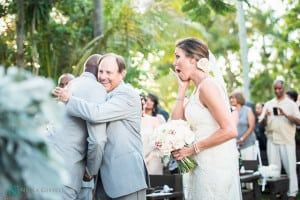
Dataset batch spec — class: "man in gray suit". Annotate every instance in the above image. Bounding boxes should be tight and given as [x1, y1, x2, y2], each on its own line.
[50, 54, 107, 199]
[56, 73, 95, 200]
[54, 53, 148, 200]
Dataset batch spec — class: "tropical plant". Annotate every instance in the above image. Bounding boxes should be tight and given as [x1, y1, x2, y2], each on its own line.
[0, 66, 65, 200]
[1, 0, 299, 110]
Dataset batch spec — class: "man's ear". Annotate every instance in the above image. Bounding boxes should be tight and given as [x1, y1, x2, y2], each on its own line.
[121, 70, 127, 79]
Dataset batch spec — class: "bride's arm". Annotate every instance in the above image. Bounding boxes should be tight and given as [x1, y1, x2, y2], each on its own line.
[172, 80, 237, 160]
[171, 72, 189, 120]
[171, 88, 187, 120]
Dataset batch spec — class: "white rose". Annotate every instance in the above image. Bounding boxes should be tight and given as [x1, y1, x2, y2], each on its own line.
[196, 58, 210, 73]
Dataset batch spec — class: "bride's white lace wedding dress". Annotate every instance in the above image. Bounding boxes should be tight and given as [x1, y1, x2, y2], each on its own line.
[184, 78, 242, 200]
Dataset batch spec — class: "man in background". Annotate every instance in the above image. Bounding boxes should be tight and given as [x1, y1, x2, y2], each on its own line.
[58, 73, 75, 88]
[260, 80, 300, 200]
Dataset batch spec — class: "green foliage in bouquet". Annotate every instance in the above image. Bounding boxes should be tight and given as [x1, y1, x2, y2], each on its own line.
[0, 66, 65, 200]
[177, 157, 198, 174]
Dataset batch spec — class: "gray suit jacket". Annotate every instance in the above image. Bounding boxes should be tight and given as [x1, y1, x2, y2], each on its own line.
[66, 81, 148, 198]
[50, 72, 107, 193]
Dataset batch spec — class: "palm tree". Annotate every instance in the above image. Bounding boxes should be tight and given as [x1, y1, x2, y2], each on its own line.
[93, 0, 103, 37]
[16, 0, 25, 68]
[25, 0, 56, 75]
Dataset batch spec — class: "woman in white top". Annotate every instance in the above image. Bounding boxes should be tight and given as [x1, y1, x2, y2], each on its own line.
[140, 94, 164, 175]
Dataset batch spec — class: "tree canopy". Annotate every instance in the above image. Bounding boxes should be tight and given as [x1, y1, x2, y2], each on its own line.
[0, 0, 299, 111]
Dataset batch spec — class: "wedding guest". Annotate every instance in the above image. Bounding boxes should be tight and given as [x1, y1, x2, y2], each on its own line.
[44, 73, 75, 137]
[157, 105, 169, 121]
[255, 102, 267, 151]
[260, 79, 300, 200]
[144, 93, 166, 124]
[297, 94, 300, 131]
[58, 73, 75, 88]
[58, 73, 74, 88]
[170, 37, 241, 199]
[53, 53, 148, 200]
[57, 73, 96, 200]
[229, 91, 257, 160]
[286, 90, 298, 102]
[140, 95, 164, 175]
[297, 94, 300, 145]
[50, 54, 107, 200]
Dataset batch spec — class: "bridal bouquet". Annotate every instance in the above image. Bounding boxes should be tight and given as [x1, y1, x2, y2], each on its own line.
[151, 119, 198, 174]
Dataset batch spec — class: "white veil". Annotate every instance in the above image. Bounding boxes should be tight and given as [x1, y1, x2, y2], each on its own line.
[208, 50, 226, 89]
[208, 51, 230, 109]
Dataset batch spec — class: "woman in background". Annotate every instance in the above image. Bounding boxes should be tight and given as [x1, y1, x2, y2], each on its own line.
[230, 91, 257, 160]
[140, 94, 164, 175]
[144, 93, 166, 124]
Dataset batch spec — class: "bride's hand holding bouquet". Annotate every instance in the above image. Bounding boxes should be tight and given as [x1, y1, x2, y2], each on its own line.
[151, 119, 198, 174]
[171, 145, 195, 161]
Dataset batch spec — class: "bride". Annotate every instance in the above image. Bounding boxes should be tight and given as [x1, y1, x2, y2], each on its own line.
[171, 37, 242, 200]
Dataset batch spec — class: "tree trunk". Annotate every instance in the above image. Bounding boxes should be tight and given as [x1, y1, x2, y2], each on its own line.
[93, 0, 103, 37]
[16, 0, 25, 68]
[236, 0, 251, 101]
[31, 7, 40, 75]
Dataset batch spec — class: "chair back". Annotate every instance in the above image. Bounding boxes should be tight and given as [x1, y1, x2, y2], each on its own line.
[242, 160, 259, 171]
[149, 174, 183, 192]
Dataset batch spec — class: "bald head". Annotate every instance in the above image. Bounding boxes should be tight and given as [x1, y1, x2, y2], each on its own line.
[84, 54, 102, 77]
[58, 73, 75, 88]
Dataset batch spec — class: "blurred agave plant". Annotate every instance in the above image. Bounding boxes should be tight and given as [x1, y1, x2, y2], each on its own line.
[0, 66, 66, 200]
